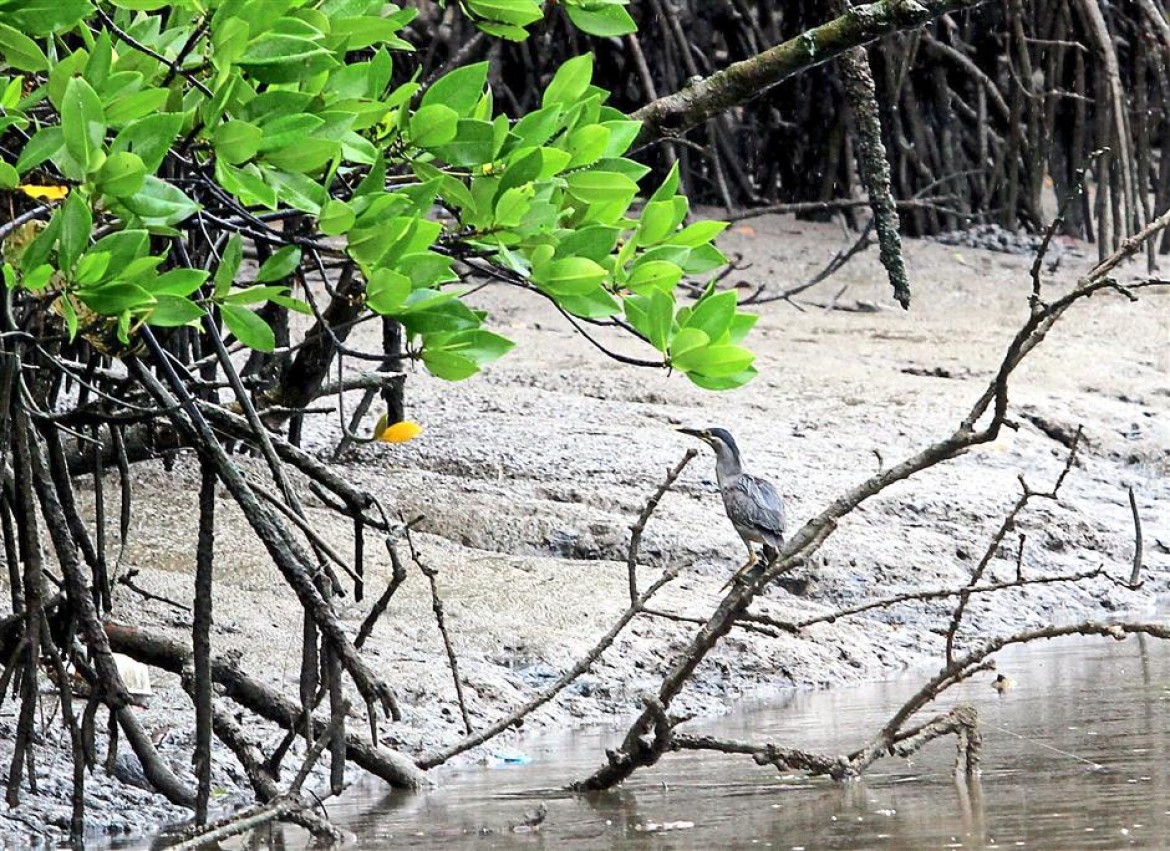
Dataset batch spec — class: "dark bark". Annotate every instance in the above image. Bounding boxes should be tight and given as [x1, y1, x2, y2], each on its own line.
[104, 621, 425, 790]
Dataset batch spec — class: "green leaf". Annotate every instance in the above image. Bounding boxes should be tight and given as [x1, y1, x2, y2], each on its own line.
[727, 311, 757, 344]
[15, 126, 64, 174]
[564, 124, 610, 169]
[150, 268, 209, 297]
[265, 168, 327, 214]
[59, 293, 78, 339]
[214, 120, 263, 165]
[497, 147, 572, 196]
[365, 268, 411, 314]
[73, 251, 109, 286]
[0, 0, 93, 35]
[465, 0, 543, 28]
[592, 155, 651, 183]
[221, 284, 289, 305]
[77, 283, 155, 315]
[684, 290, 737, 341]
[637, 199, 686, 245]
[672, 343, 755, 377]
[399, 252, 457, 288]
[432, 119, 497, 166]
[22, 264, 54, 291]
[556, 286, 621, 319]
[554, 224, 620, 262]
[104, 88, 170, 126]
[649, 161, 680, 204]
[494, 185, 532, 228]
[680, 243, 728, 274]
[420, 349, 478, 381]
[669, 326, 709, 359]
[237, 33, 339, 84]
[95, 151, 146, 198]
[430, 328, 514, 363]
[255, 246, 301, 283]
[214, 234, 243, 297]
[0, 161, 15, 189]
[687, 366, 757, 391]
[600, 119, 642, 157]
[666, 219, 728, 247]
[216, 161, 279, 209]
[47, 46, 86, 110]
[564, 170, 638, 205]
[61, 76, 106, 174]
[19, 210, 62, 272]
[0, 23, 49, 71]
[254, 113, 324, 152]
[410, 104, 460, 148]
[111, 113, 183, 173]
[121, 256, 164, 280]
[89, 230, 148, 274]
[420, 328, 513, 380]
[121, 177, 200, 226]
[330, 13, 413, 51]
[319, 199, 355, 236]
[565, 3, 636, 37]
[645, 287, 673, 352]
[626, 260, 682, 293]
[201, 72, 240, 125]
[58, 192, 91, 271]
[511, 105, 563, 148]
[85, 30, 112, 89]
[147, 294, 205, 327]
[537, 256, 607, 296]
[220, 303, 275, 351]
[421, 61, 488, 118]
[270, 293, 312, 315]
[543, 54, 593, 108]
[106, 0, 171, 8]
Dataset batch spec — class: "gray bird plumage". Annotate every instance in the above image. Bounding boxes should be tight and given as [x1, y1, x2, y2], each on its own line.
[679, 426, 787, 587]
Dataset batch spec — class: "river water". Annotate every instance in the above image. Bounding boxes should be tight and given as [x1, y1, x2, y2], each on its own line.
[242, 632, 1170, 849]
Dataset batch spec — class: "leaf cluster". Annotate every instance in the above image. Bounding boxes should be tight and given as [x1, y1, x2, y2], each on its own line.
[1, 0, 758, 387]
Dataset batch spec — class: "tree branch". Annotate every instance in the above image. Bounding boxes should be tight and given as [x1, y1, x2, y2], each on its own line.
[632, 0, 996, 142]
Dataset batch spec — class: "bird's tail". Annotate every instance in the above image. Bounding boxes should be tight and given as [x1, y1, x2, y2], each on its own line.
[763, 543, 779, 563]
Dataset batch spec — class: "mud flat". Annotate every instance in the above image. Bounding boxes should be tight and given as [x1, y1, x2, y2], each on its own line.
[2, 215, 1167, 843]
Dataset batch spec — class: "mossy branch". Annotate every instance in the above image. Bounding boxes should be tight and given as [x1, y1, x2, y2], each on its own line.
[632, 0, 996, 142]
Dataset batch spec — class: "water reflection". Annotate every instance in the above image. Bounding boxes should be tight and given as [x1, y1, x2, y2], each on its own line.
[245, 634, 1170, 849]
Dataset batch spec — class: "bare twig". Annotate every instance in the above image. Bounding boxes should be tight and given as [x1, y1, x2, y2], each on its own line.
[400, 522, 473, 735]
[417, 567, 679, 769]
[628, 449, 696, 604]
[1128, 486, 1144, 587]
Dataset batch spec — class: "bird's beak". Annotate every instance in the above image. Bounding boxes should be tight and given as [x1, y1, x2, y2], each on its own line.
[677, 427, 707, 440]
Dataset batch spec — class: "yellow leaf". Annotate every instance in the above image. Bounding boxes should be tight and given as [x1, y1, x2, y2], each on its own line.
[19, 184, 69, 202]
[377, 417, 423, 444]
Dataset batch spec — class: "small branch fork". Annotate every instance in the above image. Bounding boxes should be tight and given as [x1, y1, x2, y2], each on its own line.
[944, 425, 1083, 665]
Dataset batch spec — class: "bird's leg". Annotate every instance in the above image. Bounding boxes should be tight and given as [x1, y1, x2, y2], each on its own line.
[720, 545, 758, 591]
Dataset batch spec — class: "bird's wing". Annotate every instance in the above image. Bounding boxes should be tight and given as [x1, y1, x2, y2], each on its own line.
[729, 474, 786, 539]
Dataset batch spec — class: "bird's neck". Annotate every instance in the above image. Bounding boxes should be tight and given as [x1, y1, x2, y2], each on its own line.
[713, 449, 742, 483]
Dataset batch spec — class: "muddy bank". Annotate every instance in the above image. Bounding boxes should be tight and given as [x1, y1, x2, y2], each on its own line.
[2, 215, 1168, 843]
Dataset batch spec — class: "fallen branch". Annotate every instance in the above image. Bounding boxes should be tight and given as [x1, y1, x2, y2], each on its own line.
[104, 621, 424, 790]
